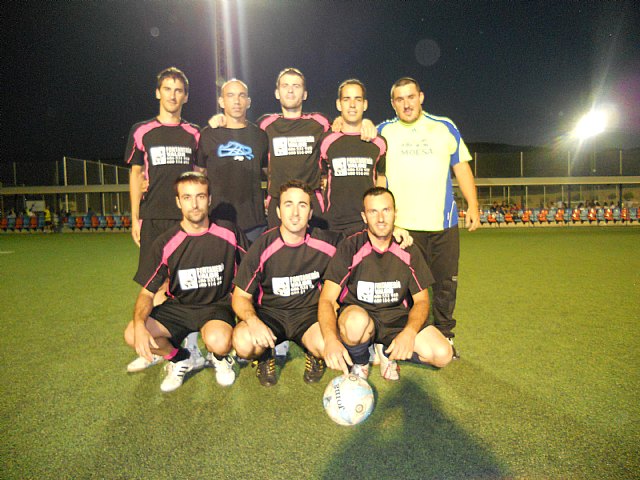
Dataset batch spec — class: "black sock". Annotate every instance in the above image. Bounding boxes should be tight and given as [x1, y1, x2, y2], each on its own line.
[169, 347, 190, 363]
[345, 342, 370, 365]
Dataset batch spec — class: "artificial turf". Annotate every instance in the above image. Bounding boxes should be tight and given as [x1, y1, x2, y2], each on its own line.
[0, 227, 638, 479]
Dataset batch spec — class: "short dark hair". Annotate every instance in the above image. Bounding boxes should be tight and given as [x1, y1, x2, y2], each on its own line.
[279, 179, 314, 203]
[174, 171, 209, 196]
[390, 77, 421, 100]
[337, 78, 367, 100]
[157, 67, 189, 95]
[362, 186, 396, 209]
[276, 67, 306, 90]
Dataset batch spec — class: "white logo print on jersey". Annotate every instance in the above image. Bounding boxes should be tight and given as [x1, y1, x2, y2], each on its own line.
[272, 271, 320, 297]
[178, 263, 225, 290]
[273, 136, 314, 156]
[357, 280, 401, 304]
[332, 156, 373, 176]
[149, 146, 193, 166]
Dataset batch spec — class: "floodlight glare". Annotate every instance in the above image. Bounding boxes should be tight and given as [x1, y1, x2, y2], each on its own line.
[573, 110, 608, 140]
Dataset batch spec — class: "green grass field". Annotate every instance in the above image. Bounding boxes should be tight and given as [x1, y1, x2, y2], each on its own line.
[1, 228, 638, 479]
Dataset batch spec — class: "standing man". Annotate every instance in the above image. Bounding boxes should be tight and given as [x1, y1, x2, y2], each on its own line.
[378, 78, 480, 357]
[231, 180, 341, 387]
[123, 172, 247, 392]
[258, 67, 331, 229]
[319, 187, 453, 381]
[124, 67, 202, 372]
[320, 79, 387, 236]
[196, 79, 269, 243]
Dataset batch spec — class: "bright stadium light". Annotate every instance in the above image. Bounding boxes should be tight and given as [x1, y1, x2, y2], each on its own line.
[573, 109, 608, 140]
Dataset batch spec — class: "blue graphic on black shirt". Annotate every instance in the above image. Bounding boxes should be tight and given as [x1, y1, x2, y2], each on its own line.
[217, 141, 254, 161]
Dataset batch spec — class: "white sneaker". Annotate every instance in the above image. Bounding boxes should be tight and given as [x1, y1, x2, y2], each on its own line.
[127, 354, 162, 373]
[208, 353, 237, 386]
[350, 363, 370, 381]
[375, 343, 399, 381]
[274, 340, 290, 359]
[160, 358, 193, 392]
[188, 345, 206, 370]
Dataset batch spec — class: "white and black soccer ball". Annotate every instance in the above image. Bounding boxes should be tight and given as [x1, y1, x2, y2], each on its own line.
[323, 374, 374, 426]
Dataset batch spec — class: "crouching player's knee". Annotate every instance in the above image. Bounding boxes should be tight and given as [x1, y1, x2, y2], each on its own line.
[413, 326, 454, 368]
[202, 321, 233, 357]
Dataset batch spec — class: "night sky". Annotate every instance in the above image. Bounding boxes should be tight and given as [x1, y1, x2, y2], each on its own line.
[4, 0, 639, 166]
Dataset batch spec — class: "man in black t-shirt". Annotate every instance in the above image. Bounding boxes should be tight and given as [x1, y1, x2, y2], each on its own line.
[231, 180, 341, 387]
[319, 187, 454, 382]
[320, 79, 387, 236]
[196, 79, 268, 242]
[123, 172, 247, 392]
[124, 67, 202, 373]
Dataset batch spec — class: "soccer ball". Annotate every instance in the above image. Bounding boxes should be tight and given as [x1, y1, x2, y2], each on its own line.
[323, 374, 374, 426]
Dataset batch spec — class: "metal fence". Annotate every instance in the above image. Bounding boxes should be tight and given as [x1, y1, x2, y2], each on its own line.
[1, 148, 639, 216]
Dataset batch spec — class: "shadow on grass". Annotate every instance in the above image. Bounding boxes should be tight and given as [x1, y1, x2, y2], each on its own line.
[321, 378, 506, 480]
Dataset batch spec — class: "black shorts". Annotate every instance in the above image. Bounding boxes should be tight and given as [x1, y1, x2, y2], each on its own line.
[150, 300, 235, 348]
[338, 305, 426, 350]
[256, 306, 317, 346]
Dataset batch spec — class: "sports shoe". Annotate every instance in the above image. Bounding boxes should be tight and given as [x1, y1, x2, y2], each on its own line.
[375, 343, 399, 381]
[127, 354, 162, 373]
[350, 363, 370, 381]
[188, 345, 206, 370]
[208, 353, 237, 386]
[160, 358, 193, 392]
[275, 340, 290, 363]
[303, 353, 326, 384]
[448, 338, 460, 360]
[253, 351, 277, 387]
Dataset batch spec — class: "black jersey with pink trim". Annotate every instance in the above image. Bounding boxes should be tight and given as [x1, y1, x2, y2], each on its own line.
[139, 220, 248, 305]
[324, 231, 434, 316]
[320, 133, 387, 229]
[124, 118, 200, 220]
[258, 113, 330, 196]
[233, 227, 341, 310]
[196, 123, 268, 230]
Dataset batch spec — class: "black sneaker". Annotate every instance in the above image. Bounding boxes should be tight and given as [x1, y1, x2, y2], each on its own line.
[253, 351, 277, 387]
[447, 338, 460, 360]
[303, 352, 326, 384]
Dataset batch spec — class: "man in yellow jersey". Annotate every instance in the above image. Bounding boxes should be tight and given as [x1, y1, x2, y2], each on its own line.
[378, 77, 480, 358]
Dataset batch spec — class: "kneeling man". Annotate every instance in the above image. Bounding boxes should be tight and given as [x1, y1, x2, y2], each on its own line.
[232, 180, 341, 386]
[319, 187, 453, 381]
[124, 172, 247, 392]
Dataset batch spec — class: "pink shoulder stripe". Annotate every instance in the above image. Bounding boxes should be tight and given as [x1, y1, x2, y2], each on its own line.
[162, 230, 188, 265]
[180, 122, 201, 145]
[259, 237, 285, 270]
[208, 222, 238, 248]
[320, 132, 343, 159]
[388, 243, 411, 265]
[372, 136, 387, 155]
[133, 120, 161, 153]
[349, 241, 373, 271]
[306, 236, 336, 257]
[388, 244, 425, 291]
[304, 113, 331, 131]
[259, 114, 280, 130]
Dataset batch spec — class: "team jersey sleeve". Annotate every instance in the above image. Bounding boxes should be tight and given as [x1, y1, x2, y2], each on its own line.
[141, 235, 169, 293]
[375, 136, 387, 174]
[407, 246, 435, 294]
[124, 123, 144, 166]
[323, 239, 353, 286]
[194, 126, 212, 168]
[233, 240, 262, 296]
